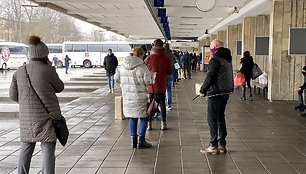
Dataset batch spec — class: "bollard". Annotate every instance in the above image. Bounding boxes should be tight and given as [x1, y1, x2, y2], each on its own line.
[115, 96, 124, 120]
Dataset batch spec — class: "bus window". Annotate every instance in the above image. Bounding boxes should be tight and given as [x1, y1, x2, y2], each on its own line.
[103, 44, 118, 52]
[118, 44, 131, 52]
[88, 44, 102, 52]
[9, 46, 27, 54]
[48, 46, 62, 53]
[65, 44, 73, 52]
[73, 44, 87, 52]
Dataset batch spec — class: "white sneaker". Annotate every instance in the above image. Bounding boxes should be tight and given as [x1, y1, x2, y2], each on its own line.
[161, 121, 167, 130]
[200, 145, 219, 155]
[108, 90, 112, 94]
[111, 89, 114, 93]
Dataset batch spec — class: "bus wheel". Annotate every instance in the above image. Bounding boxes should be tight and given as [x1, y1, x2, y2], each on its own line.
[83, 60, 92, 68]
[57, 61, 63, 68]
[2, 63, 7, 70]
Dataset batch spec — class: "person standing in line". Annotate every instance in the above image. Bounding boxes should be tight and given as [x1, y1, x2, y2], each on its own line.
[181, 52, 191, 79]
[164, 43, 175, 110]
[103, 49, 118, 94]
[115, 48, 154, 148]
[145, 39, 172, 130]
[64, 55, 71, 74]
[239, 51, 254, 100]
[9, 35, 64, 174]
[199, 39, 234, 155]
[172, 50, 180, 86]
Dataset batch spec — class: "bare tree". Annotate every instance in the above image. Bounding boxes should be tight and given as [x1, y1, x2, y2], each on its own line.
[0, 0, 85, 43]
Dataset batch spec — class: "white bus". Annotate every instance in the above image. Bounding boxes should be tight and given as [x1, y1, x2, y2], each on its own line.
[62, 41, 152, 68]
[0, 42, 28, 70]
[46, 43, 64, 68]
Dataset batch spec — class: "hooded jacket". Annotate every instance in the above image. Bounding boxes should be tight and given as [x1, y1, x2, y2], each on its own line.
[240, 56, 254, 79]
[115, 56, 154, 118]
[200, 47, 234, 97]
[103, 53, 118, 76]
[145, 47, 172, 93]
[9, 61, 64, 142]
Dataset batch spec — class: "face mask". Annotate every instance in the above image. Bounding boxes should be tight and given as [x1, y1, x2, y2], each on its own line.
[210, 47, 219, 56]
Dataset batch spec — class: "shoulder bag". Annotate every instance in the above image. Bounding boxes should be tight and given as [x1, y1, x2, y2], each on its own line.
[24, 65, 69, 146]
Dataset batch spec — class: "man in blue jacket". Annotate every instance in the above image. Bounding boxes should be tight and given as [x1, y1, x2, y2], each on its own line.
[181, 52, 191, 79]
[199, 39, 234, 155]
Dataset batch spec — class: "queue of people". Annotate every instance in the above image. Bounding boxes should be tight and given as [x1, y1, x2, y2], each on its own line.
[9, 35, 306, 174]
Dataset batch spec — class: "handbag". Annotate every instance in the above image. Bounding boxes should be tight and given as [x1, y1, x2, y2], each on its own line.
[146, 93, 159, 117]
[24, 65, 69, 146]
[252, 63, 263, 80]
[234, 72, 245, 87]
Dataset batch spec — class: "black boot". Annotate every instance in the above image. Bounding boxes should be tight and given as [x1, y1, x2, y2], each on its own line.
[296, 92, 304, 110]
[299, 110, 306, 116]
[131, 136, 137, 148]
[138, 137, 152, 149]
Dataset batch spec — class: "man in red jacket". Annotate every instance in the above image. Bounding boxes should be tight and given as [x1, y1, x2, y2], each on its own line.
[145, 39, 173, 130]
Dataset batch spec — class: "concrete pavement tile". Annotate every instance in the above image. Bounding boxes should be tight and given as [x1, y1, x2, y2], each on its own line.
[55, 155, 81, 167]
[101, 160, 129, 168]
[67, 167, 97, 174]
[96, 167, 126, 174]
[125, 167, 154, 174]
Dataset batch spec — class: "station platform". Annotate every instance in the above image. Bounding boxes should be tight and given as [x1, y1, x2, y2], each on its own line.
[0, 69, 306, 174]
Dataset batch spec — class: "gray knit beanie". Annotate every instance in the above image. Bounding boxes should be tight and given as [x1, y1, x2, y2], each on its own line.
[28, 36, 49, 59]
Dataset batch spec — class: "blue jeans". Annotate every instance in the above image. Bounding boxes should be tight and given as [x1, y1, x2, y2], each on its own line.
[129, 117, 148, 138]
[172, 69, 178, 83]
[207, 94, 229, 147]
[65, 64, 69, 74]
[107, 75, 114, 89]
[166, 80, 172, 108]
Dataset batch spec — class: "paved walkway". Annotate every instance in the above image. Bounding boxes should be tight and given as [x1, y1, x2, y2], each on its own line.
[0, 69, 306, 174]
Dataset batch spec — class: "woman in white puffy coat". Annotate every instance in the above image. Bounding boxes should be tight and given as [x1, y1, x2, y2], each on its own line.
[115, 48, 154, 148]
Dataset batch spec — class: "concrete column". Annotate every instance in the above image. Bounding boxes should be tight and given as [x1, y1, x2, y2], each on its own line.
[217, 30, 227, 47]
[242, 17, 257, 58]
[228, 24, 242, 70]
[242, 15, 270, 78]
[268, 0, 306, 101]
[210, 34, 217, 42]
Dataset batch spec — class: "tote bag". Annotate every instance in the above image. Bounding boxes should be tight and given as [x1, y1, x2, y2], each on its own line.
[234, 72, 245, 87]
[252, 63, 263, 80]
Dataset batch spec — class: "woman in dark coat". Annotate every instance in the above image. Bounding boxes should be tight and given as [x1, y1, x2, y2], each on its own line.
[240, 51, 254, 100]
[9, 36, 64, 174]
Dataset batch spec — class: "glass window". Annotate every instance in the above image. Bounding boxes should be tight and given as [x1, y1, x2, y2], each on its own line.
[102, 44, 118, 52]
[64, 44, 73, 52]
[48, 46, 62, 53]
[73, 44, 87, 52]
[87, 44, 102, 52]
[118, 44, 131, 52]
[9, 46, 27, 54]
